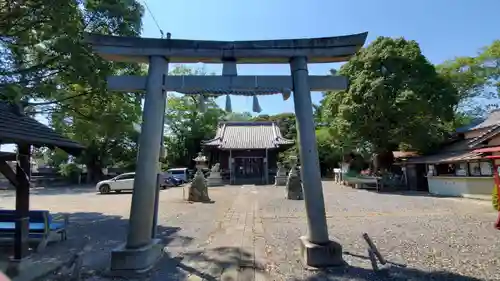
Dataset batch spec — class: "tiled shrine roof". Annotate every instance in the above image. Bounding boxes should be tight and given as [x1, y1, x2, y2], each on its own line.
[403, 149, 483, 164]
[0, 101, 84, 155]
[469, 109, 500, 131]
[203, 121, 294, 149]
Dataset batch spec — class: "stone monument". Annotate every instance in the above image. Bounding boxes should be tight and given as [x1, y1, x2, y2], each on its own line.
[285, 156, 304, 200]
[186, 152, 211, 202]
[207, 163, 223, 186]
[274, 162, 287, 186]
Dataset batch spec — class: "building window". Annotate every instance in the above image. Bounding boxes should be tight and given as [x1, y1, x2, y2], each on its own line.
[427, 161, 493, 177]
[427, 164, 436, 176]
[469, 162, 481, 176]
[434, 163, 456, 176]
[468, 161, 493, 176]
[455, 163, 468, 176]
[480, 161, 493, 176]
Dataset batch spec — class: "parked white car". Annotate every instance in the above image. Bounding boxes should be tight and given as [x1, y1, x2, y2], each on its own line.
[96, 172, 135, 194]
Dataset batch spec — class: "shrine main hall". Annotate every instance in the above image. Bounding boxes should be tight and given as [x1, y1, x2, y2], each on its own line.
[203, 121, 294, 185]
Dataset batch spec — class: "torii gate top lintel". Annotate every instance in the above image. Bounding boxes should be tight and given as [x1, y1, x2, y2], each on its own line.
[84, 32, 368, 64]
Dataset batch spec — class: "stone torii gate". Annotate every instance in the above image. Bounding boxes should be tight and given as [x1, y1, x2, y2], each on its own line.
[85, 32, 367, 274]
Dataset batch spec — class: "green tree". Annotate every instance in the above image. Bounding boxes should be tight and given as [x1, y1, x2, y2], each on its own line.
[164, 95, 224, 167]
[253, 113, 297, 139]
[1, 0, 143, 102]
[1, 1, 82, 102]
[224, 112, 253, 121]
[479, 41, 500, 97]
[164, 66, 226, 167]
[316, 128, 343, 175]
[1, 0, 145, 182]
[321, 37, 459, 171]
[438, 40, 500, 118]
[47, 149, 71, 168]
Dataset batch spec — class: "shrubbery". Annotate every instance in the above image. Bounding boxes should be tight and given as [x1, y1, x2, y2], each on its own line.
[59, 163, 83, 183]
[493, 186, 499, 211]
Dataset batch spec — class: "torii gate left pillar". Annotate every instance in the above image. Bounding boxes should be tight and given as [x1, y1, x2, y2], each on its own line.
[107, 56, 168, 274]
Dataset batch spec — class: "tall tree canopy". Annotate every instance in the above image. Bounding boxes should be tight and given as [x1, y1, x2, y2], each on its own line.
[1, 0, 145, 181]
[437, 40, 500, 118]
[163, 66, 226, 168]
[224, 112, 253, 121]
[321, 37, 459, 170]
[253, 113, 297, 139]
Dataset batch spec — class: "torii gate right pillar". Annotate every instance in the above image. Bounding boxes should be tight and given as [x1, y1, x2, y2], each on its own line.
[290, 56, 344, 267]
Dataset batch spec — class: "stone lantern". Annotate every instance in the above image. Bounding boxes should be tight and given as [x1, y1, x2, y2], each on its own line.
[193, 152, 208, 173]
[286, 155, 303, 200]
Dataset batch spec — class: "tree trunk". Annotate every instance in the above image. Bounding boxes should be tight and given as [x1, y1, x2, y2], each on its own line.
[372, 150, 394, 174]
[86, 160, 103, 183]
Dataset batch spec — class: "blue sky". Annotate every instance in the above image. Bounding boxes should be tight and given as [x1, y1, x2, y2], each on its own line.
[141, 0, 500, 114]
[2, 1, 499, 152]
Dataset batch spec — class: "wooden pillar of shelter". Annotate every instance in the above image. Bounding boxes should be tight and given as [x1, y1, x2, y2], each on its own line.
[0, 100, 84, 265]
[14, 144, 31, 260]
[265, 148, 269, 184]
[229, 150, 233, 184]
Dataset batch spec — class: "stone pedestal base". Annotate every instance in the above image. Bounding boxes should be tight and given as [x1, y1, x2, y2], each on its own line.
[274, 176, 287, 186]
[186, 172, 211, 202]
[109, 239, 163, 276]
[207, 176, 223, 187]
[286, 173, 303, 200]
[299, 236, 345, 269]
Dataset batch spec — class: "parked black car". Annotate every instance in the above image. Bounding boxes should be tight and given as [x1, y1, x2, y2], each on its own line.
[160, 176, 183, 189]
[166, 176, 183, 186]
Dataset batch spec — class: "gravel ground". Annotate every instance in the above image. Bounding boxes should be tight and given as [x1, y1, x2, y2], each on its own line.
[259, 183, 499, 281]
[0, 183, 498, 280]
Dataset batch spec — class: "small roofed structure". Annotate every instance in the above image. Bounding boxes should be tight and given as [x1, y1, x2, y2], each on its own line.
[0, 101, 84, 261]
[203, 121, 294, 185]
[400, 109, 500, 197]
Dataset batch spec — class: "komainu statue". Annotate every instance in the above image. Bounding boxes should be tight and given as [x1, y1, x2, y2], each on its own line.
[211, 163, 220, 173]
[274, 162, 287, 186]
[207, 163, 223, 186]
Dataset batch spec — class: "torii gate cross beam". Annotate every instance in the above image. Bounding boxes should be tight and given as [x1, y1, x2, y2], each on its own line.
[107, 75, 347, 93]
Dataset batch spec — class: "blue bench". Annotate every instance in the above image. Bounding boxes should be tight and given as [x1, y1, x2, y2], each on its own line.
[0, 210, 68, 251]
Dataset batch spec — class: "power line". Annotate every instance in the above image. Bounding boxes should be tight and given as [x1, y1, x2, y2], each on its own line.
[142, 0, 164, 38]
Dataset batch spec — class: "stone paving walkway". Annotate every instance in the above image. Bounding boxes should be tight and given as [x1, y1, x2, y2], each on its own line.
[1, 183, 498, 281]
[172, 185, 270, 281]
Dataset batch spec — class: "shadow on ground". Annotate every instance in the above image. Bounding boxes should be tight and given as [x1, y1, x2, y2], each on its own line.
[0, 184, 183, 198]
[171, 247, 268, 281]
[374, 190, 457, 198]
[0, 211, 193, 280]
[0, 186, 98, 198]
[291, 266, 484, 281]
[290, 251, 484, 281]
[2, 211, 266, 281]
[351, 188, 464, 199]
